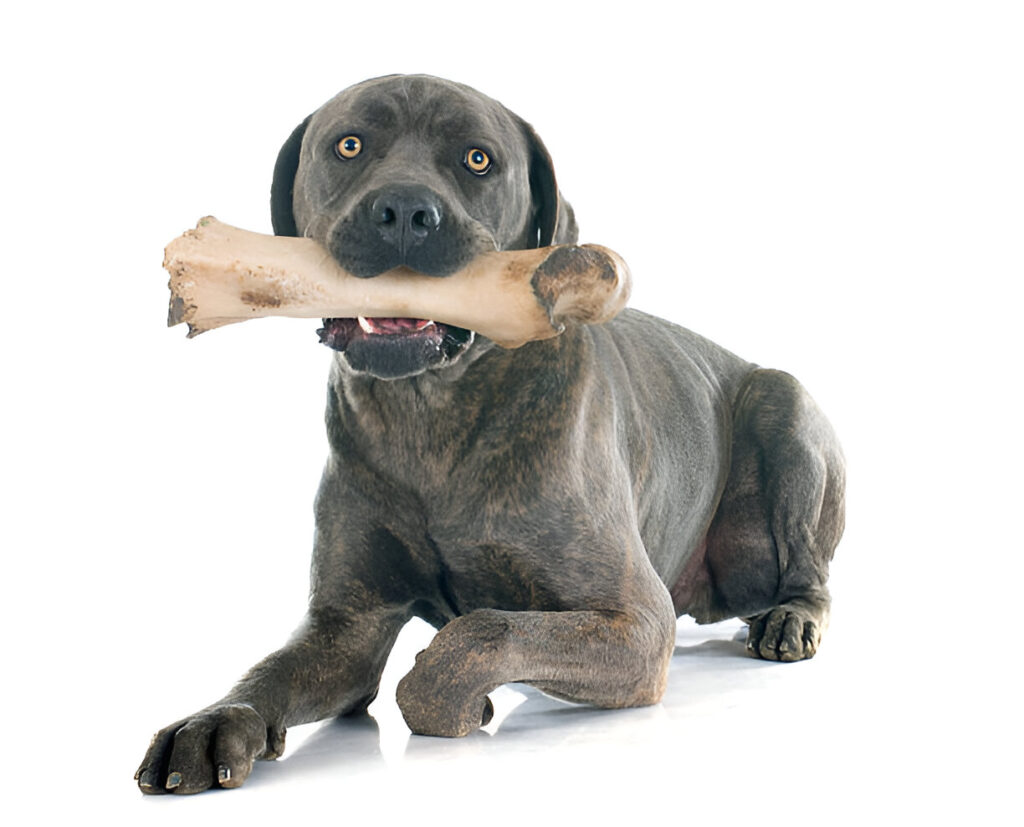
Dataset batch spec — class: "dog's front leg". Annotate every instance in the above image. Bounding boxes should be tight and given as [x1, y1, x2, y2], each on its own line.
[396, 587, 676, 737]
[136, 605, 406, 794]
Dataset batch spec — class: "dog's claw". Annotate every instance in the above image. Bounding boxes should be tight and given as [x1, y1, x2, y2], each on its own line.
[482, 696, 494, 727]
[165, 771, 183, 790]
[218, 766, 231, 785]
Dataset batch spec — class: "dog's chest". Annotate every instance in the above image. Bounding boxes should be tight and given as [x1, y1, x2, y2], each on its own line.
[428, 540, 569, 615]
[418, 469, 648, 615]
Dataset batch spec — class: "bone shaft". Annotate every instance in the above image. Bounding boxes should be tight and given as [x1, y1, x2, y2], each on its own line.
[164, 217, 630, 348]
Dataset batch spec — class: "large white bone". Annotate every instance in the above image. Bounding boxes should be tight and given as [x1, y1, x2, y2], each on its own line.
[164, 217, 631, 349]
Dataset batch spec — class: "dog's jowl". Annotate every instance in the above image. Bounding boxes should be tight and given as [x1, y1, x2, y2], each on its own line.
[137, 75, 845, 794]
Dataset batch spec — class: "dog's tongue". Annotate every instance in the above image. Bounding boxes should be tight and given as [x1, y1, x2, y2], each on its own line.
[358, 316, 435, 335]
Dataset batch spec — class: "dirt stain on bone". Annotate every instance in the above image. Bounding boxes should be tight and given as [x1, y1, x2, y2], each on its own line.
[240, 289, 285, 308]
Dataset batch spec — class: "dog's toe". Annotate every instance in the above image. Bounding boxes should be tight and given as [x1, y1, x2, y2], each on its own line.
[746, 604, 823, 662]
[136, 703, 271, 794]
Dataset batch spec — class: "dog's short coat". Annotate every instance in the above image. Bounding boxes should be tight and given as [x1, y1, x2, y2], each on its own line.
[137, 75, 845, 794]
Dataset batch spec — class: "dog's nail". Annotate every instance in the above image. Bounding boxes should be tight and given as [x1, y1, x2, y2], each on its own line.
[481, 697, 495, 727]
[166, 771, 183, 790]
[218, 765, 232, 784]
[137, 769, 156, 789]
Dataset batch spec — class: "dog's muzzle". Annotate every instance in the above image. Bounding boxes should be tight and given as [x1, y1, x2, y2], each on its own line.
[329, 184, 479, 279]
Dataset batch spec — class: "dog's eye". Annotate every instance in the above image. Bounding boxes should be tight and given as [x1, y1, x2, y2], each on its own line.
[464, 147, 492, 175]
[335, 135, 362, 160]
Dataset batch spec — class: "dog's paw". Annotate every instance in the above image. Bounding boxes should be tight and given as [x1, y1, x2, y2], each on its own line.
[395, 636, 496, 737]
[135, 703, 278, 794]
[745, 603, 826, 662]
[397, 662, 495, 737]
[395, 611, 506, 737]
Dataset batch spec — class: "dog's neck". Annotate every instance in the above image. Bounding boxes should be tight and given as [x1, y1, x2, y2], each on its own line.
[325, 344, 510, 490]
[324, 331, 584, 494]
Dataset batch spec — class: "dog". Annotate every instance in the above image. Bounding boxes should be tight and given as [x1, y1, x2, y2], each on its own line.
[137, 74, 845, 794]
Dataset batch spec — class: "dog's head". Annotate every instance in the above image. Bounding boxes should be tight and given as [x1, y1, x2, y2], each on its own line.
[271, 74, 577, 380]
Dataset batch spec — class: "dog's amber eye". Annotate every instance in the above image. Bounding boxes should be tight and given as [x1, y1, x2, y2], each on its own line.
[335, 135, 362, 160]
[464, 147, 491, 175]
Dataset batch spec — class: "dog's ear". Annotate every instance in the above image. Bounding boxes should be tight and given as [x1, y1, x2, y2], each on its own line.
[520, 119, 578, 247]
[270, 115, 312, 237]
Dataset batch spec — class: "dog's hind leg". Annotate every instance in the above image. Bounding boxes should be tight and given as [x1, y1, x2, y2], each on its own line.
[704, 368, 846, 661]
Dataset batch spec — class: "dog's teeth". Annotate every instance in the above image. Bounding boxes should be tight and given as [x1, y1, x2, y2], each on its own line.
[417, 320, 436, 331]
[357, 315, 375, 334]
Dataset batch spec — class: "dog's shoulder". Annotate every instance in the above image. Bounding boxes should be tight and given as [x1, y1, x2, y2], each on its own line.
[592, 307, 754, 394]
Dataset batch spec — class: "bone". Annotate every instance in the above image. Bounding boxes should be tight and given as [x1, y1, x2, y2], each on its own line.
[164, 217, 631, 349]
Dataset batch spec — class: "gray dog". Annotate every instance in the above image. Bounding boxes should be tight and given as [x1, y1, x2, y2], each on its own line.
[137, 75, 845, 794]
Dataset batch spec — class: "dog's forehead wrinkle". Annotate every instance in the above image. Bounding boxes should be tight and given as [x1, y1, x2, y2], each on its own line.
[331, 78, 513, 144]
[350, 97, 400, 131]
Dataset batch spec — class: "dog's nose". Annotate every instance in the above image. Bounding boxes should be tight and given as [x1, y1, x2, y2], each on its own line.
[368, 187, 443, 250]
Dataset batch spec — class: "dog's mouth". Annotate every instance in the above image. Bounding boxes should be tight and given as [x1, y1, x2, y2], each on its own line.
[316, 315, 474, 349]
[316, 316, 476, 379]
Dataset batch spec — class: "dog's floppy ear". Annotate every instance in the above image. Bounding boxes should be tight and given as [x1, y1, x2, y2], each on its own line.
[270, 115, 312, 238]
[520, 118, 578, 247]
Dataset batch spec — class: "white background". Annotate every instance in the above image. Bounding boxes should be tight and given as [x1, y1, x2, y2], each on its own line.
[2, 1, 1020, 823]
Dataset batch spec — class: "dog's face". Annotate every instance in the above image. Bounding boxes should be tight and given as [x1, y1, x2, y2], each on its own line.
[271, 75, 577, 380]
